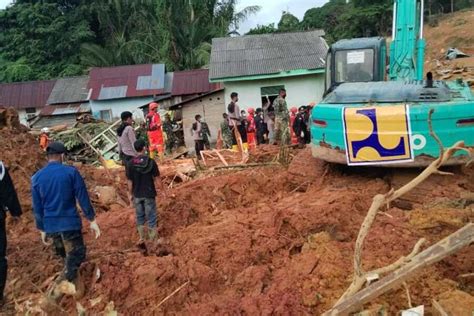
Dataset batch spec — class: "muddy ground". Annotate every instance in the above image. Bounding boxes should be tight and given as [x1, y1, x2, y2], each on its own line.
[1, 126, 473, 315]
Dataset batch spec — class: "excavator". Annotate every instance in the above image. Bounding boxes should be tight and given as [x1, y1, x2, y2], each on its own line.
[310, 0, 474, 167]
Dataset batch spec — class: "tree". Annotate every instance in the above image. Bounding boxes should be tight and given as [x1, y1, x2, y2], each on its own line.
[277, 11, 300, 32]
[246, 23, 277, 35]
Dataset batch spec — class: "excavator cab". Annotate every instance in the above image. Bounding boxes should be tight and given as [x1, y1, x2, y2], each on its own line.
[325, 37, 387, 95]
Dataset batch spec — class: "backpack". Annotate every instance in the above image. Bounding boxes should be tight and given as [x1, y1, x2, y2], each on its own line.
[227, 102, 235, 114]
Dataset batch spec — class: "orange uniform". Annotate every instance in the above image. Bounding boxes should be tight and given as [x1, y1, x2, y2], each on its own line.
[246, 108, 257, 150]
[39, 133, 50, 151]
[289, 107, 298, 145]
[146, 112, 164, 155]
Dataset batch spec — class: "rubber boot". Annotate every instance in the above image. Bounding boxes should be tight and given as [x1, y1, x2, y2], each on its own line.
[149, 150, 156, 160]
[137, 226, 146, 242]
[232, 145, 238, 152]
[242, 142, 249, 152]
[148, 229, 157, 241]
[73, 270, 85, 299]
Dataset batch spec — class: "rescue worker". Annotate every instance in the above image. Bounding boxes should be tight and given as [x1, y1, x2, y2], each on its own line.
[220, 113, 233, 149]
[39, 127, 50, 151]
[191, 115, 204, 159]
[289, 107, 299, 145]
[201, 120, 212, 150]
[126, 140, 165, 241]
[162, 114, 176, 155]
[136, 122, 149, 148]
[146, 102, 164, 160]
[31, 142, 100, 295]
[255, 108, 266, 145]
[273, 88, 290, 145]
[246, 108, 257, 150]
[117, 111, 138, 165]
[293, 106, 308, 148]
[227, 92, 248, 151]
[0, 161, 22, 305]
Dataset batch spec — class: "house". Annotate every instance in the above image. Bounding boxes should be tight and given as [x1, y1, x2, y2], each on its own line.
[169, 89, 225, 151]
[0, 80, 56, 125]
[139, 69, 222, 114]
[31, 76, 92, 129]
[88, 64, 169, 122]
[209, 30, 328, 110]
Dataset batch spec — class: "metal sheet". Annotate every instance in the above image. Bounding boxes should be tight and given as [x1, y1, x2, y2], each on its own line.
[0, 80, 56, 110]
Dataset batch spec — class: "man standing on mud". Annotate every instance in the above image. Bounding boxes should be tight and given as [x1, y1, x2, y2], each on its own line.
[31, 142, 101, 292]
[0, 161, 22, 305]
[126, 140, 165, 241]
[273, 88, 290, 145]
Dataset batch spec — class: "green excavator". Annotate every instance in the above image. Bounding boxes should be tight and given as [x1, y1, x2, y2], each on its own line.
[310, 0, 473, 167]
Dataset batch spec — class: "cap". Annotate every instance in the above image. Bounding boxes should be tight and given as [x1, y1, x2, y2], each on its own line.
[290, 107, 298, 113]
[46, 141, 66, 154]
[41, 127, 50, 133]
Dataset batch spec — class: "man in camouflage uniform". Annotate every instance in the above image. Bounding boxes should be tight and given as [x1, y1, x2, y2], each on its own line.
[136, 122, 149, 148]
[201, 120, 212, 150]
[220, 113, 233, 149]
[273, 88, 290, 145]
[162, 114, 176, 155]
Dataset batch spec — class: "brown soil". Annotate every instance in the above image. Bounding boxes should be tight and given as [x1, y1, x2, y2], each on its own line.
[2, 125, 473, 315]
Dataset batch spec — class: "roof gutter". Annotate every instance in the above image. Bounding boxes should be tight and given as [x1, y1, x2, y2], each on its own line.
[209, 68, 325, 83]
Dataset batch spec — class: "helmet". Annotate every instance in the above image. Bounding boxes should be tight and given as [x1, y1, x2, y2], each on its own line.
[247, 107, 255, 114]
[41, 127, 50, 134]
[290, 107, 298, 113]
[149, 102, 159, 111]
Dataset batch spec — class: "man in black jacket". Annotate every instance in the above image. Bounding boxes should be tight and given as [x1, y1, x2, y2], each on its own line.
[0, 161, 22, 304]
[126, 140, 166, 241]
[293, 106, 308, 148]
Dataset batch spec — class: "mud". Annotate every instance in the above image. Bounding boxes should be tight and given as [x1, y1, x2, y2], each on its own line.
[2, 125, 473, 315]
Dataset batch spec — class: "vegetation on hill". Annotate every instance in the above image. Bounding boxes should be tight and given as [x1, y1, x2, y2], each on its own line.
[0, 0, 472, 83]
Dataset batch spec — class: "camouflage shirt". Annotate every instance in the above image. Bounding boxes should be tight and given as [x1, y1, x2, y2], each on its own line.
[273, 96, 289, 121]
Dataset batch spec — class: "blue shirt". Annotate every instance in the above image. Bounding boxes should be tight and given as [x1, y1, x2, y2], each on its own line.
[31, 162, 95, 233]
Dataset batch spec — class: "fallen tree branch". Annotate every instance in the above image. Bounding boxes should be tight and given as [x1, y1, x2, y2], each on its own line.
[330, 109, 472, 308]
[323, 223, 474, 315]
[153, 281, 190, 311]
[212, 162, 279, 170]
[432, 299, 448, 316]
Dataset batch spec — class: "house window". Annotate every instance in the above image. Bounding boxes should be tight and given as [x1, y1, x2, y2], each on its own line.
[260, 85, 285, 105]
[100, 109, 112, 122]
[25, 107, 36, 120]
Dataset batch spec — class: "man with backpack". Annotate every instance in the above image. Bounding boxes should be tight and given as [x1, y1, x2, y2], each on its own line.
[126, 140, 165, 241]
[227, 92, 248, 151]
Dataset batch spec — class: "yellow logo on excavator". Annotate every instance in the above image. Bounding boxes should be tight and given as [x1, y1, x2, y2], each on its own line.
[343, 105, 413, 165]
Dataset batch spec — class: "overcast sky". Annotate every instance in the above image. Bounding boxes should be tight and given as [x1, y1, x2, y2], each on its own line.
[0, 0, 328, 33]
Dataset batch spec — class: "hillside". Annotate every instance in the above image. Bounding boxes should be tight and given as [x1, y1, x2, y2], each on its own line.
[424, 10, 474, 83]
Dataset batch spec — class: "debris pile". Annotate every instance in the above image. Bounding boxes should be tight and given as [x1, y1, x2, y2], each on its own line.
[424, 10, 474, 87]
[4, 145, 473, 314]
[0, 109, 46, 212]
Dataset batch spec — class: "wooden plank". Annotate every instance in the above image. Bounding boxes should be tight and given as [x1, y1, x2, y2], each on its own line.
[324, 223, 474, 316]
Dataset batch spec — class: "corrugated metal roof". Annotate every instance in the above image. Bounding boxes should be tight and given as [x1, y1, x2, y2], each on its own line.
[88, 64, 166, 100]
[209, 30, 328, 80]
[31, 115, 80, 129]
[47, 76, 90, 105]
[39, 103, 91, 116]
[0, 80, 56, 109]
[170, 88, 224, 109]
[172, 69, 222, 96]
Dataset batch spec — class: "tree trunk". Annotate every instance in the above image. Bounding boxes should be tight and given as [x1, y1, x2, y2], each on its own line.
[451, 0, 454, 13]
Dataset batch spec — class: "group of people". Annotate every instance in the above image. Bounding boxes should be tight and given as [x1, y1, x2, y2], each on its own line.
[215, 89, 312, 152]
[0, 102, 170, 305]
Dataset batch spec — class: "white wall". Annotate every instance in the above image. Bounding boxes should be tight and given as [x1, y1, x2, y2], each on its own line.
[181, 91, 225, 152]
[223, 73, 325, 111]
[18, 108, 41, 126]
[90, 97, 153, 122]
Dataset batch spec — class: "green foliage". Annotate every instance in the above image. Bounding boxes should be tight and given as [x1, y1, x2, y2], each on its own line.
[247, 23, 277, 35]
[277, 12, 300, 33]
[0, 0, 260, 82]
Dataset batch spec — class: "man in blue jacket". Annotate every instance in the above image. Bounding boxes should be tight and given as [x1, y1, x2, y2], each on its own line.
[0, 161, 22, 305]
[31, 142, 100, 290]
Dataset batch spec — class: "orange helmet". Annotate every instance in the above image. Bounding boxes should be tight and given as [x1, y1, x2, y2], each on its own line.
[247, 107, 255, 114]
[149, 102, 159, 111]
[290, 107, 298, 113]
